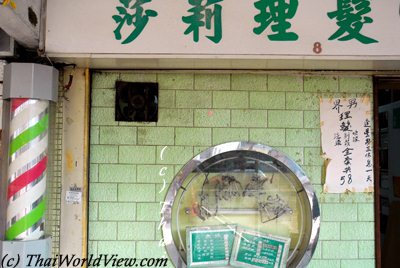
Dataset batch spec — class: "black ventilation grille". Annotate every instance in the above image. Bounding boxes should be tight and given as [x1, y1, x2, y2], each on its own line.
[115, 81, 158, 122]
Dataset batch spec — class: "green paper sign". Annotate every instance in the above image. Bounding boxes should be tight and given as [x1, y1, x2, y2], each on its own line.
[230, 228, 290, 268]
[187, 226, 236, 267]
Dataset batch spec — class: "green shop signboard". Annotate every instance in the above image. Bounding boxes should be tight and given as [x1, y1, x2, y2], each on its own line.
[47, 0, 400, 57]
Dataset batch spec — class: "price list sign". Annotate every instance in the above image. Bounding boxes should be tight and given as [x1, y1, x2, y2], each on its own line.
[230, 228, 290, 268]
[187, 226, 235, 267]
[320, 97, 373, 193]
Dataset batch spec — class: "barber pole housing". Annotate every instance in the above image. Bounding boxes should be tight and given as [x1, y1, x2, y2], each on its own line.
[6, 98, 50, 240]
[1, 63, 57, 259]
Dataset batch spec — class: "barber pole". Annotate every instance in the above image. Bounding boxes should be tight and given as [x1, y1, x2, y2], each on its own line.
[1, 63, 58, 266]
[6, 98, 49, 240]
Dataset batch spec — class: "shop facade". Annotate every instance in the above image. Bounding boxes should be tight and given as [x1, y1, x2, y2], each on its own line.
[3, 0, 400, 267]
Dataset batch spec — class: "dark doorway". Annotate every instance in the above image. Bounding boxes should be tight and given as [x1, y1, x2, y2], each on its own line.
[374, 78, 400, 268]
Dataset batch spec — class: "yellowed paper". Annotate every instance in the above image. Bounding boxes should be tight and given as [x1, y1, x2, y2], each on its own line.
[320, 97, 373, 193]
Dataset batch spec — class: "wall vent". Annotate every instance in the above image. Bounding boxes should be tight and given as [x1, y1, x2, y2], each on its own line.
[115, 81, 158, 122]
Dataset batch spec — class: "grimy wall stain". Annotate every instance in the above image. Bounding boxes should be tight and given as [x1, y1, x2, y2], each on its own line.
[89, 72, 375, 268]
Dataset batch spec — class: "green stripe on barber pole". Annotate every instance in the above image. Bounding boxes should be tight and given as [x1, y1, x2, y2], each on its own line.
[9, 114, 49, 157]
[5, 198, 46, 240]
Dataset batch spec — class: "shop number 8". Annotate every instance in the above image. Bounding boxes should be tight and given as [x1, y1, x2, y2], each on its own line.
[313, 42, 322, 54]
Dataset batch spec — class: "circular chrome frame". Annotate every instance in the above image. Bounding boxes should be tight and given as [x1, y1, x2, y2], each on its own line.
[161, 141, 320, 268]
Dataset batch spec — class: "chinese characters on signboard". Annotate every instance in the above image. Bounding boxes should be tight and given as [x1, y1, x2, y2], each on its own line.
[113, 0, 377, 45]
[182, 0, 223, 43]
[112, 0, 158, 44]
[320, 97, 373, 193]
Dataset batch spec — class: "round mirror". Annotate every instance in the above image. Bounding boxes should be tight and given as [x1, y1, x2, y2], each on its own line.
[162, 142, 320, 268]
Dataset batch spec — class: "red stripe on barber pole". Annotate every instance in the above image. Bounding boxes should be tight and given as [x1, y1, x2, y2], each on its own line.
[11, 98, 29, 112]
[7, 156, 48, 200]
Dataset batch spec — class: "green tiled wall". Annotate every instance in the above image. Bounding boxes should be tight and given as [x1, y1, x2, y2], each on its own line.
[89, 72, 375, 268]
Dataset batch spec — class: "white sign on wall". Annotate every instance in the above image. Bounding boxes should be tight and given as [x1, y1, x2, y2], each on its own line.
[46, 0, 400, 57]
[320, 97, 374, 193]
